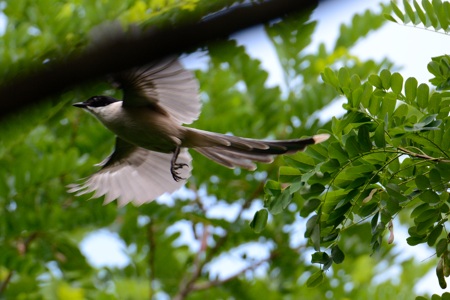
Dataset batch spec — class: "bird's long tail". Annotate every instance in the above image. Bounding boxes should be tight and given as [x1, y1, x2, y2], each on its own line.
[183, 128, 330, 170]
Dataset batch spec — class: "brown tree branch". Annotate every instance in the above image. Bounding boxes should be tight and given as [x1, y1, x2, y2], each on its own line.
[0, 0, 318, 119]
[174, 223, 209, 300]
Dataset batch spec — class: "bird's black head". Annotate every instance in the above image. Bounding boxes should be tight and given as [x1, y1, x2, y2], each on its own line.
[73, 96, 118, 108]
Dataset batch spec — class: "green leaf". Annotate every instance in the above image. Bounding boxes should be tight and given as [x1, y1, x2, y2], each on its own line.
[320, 158, 340, 173]
[430, 168, 444, 191]
[311, 223, 321, 251]
[301, 183, 325, 199]
[415, 174, 431, 190]
[264, 180, 282, 196]
[385, 183, 407, 203]
[405, 77, 418, 103]
[305, 215, 318, 238]
[311, 251, 330, 264]
[331, 245, 345, 264]
[338, 67, 351, 87]
[369, 93, 381, 115]
[403, 0, 417, 24]
[350, 74, 362, 90]
[407, 236, 428, 246]
[368, 74, 383, 89]
[357, 125, 372, 152]
[416, 214, 439, 234]
[414, 0, 428, 25]
[306, 270, 324, 288]
[345, 135, 362, 158]
[328, 142, 349, 163]
[384, 13, 398, 23]
[391, 0, 405, 22]
[360, 82, 374, 107]
[419, 190, 441, 204]
[436, 238, 448, 257]
[336, 111, 367, 133]
[371, 211, 379, 233]
[390, 72, 404, 95]
[322, 67, 340, 89]
[417, 83, 430, 109]
[437, 257, 447, 289]
[341, 164, 376, 177]
[374, 121, 386, 147]
[433, 0, 448, 29]
[415, 208, 439, 223]
[305, 215, 321, 251]
[351, 86, 363, 108]
[423, 0, 439, 29]
[428, 225, 443, 246]
[380, 69, 391, 89]
[323, 229, 340, 243]
[327, 202, 351, 226]
[411, 203, 432, 218]
[278, 166, 302, 183]
[249, 209, 269, 233]
[380, 92, 397, 118]
[428, 60, 442, 78]
[437, 1, 449, 30]
[393, 103, 409, 121]
[269, 190, 292, 215]
[300, 198, 321, 217]
[284, 152, 316, 172]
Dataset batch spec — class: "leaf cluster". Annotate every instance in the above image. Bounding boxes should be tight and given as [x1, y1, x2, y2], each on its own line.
[386, 0, 450, 32]
[268, 50, 450, 289]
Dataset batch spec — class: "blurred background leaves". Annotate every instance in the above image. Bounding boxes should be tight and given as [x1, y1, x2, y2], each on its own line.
[0, 0, 444, 299]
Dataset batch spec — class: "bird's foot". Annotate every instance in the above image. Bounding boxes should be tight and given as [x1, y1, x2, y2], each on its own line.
[171, 162, 188, 182]
[170, 146, 188, 182]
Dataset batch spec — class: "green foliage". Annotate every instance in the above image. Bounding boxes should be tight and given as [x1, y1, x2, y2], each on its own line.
[0, 0, 440, 299]
[270, 41, 450, 293]
[428, 55, 450, 90]
[386, 0, 450, 32]
[385, 0, 450, 97]
[335, 5, 391, 50]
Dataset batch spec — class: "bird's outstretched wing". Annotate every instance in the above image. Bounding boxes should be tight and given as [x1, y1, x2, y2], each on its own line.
[68, 137, 192, 206]
[114, 58, 201, 125]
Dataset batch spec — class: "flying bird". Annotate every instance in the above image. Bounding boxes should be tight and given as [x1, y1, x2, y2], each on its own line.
[69, 58, 329, 206]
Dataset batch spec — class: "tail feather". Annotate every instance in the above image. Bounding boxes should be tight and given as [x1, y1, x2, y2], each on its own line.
[185, 128, 330, 170]
[195, 147, 258, 170]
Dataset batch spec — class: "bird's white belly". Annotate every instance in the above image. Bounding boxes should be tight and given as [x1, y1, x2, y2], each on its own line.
[96, 105, 181, 153]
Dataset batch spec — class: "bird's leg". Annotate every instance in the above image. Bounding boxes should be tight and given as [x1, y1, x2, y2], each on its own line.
[171, 145, 188, 182]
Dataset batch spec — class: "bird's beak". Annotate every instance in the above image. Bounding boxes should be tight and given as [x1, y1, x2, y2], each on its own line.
[73, 102, 87, 108]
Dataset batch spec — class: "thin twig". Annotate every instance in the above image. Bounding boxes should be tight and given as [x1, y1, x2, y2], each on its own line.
[191, 255, 273, 291]
[398, 146, 450, 163]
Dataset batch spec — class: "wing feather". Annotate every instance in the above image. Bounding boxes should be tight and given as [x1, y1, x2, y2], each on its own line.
[68, 138, 192, 206]
[115, 58, 201, 125]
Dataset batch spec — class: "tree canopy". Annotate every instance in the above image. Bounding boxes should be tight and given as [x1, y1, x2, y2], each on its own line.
[0, 0, 450, 299]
